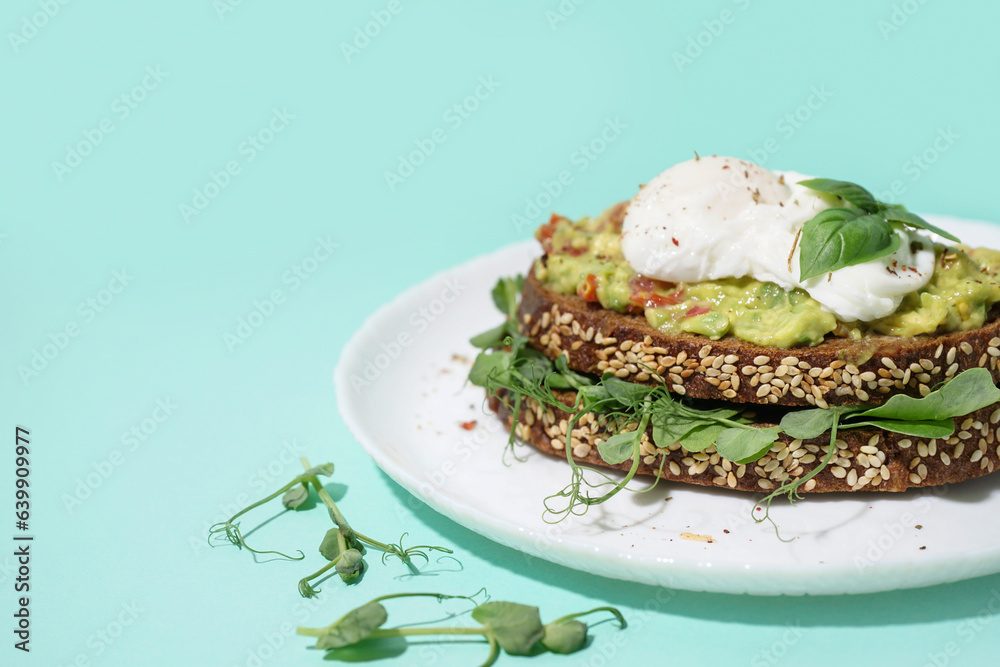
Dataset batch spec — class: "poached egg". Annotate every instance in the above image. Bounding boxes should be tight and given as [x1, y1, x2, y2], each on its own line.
[620, 155, 936, 322]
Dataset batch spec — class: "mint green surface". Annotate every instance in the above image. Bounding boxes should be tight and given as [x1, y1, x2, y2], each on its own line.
[4, 1, 1000, 665]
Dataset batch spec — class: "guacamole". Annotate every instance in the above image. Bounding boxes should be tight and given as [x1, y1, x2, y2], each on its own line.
[533, 204, 1000, 348]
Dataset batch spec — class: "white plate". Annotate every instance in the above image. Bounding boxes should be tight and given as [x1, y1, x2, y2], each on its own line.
[335, 215, 1000, 596]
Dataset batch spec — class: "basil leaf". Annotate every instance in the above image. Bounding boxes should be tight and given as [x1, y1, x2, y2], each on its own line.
[597, 431, 638, 465]
[853, 368, 1000, 422]
[471, 601, 545, 655]
[798, 209, 901, 281]
[714, 427, 781, 464]
[314, 601, 388, 650]
[798, 178, 879, 213]
[883, 208, 960, 243]
[468, 351, 511, 387]
[841, 419, 954, 438]
[779, 408, 840, 440]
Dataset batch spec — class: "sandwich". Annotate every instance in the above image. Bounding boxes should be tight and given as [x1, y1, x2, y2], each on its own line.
[468, 155, 1000, 513]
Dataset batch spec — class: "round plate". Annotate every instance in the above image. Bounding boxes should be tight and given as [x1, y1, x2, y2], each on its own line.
[335, 215, 1000, 595]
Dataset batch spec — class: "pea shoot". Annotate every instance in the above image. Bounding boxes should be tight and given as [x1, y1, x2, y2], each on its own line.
[469, 276, 1000, 534]
[297, 590, 625, 666]
[208, 457, 453, 597]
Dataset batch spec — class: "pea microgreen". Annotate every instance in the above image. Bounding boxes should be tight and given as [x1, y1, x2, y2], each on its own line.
[796, 178, 959, 281]
[470, 276, 1000, 532]
[209, 457, 452, 597]
[297, 590, 625, 666]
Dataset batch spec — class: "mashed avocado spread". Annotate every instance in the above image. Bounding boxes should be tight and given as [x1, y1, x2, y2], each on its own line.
[533, 204, 1000, 348]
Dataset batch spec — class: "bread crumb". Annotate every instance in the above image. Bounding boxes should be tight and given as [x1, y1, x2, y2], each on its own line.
[680, 532, 714, 543]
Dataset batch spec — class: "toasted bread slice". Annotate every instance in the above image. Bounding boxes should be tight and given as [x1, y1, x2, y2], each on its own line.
[488, 388, 1000, 494]
[518, 265, 1000, 407]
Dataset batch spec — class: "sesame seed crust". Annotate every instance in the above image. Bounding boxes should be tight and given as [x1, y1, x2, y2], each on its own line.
[520, 265, 1000, 407]
[487, 389, 1000, 494]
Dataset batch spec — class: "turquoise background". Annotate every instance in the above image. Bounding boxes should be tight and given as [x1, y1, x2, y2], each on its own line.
[4, 0, 1000, 665]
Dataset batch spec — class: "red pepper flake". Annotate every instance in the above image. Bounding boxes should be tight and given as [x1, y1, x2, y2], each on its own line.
[671, 237, 679, 246]
[460, 420, 477, 430]
[577, 274, 600, 302]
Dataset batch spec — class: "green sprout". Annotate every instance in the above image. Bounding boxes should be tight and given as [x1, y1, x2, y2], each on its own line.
[297, 591, 625, 666]
[208, 456, 453, 597]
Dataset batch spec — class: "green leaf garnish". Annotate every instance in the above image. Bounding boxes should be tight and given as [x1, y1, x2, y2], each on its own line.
[297, 592, 624, 664]
[883, 208, 960, 243]
[472, 275, 996, 534]
[597, 430, 641, 465]
[796, 178, 961, 281]
[798, 209, 901, 281]
[209, 457, 452, 598]
[849, 367, 1000, 422]
[714, 427, 781, 465]
[471, 601, 545, 655]
[312, 601, 388, 650]
[282, 485, 309, 510]
[797, 178, 879, 212]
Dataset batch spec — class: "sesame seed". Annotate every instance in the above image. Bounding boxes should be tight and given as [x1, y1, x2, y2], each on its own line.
[856, 389, 870, 401]
[898, 439, 912, 449]
[846, 469, 858, 486]
[753, 355, 770, 365]
[961, 341, 974, 355]
[882, 357, 897, 370]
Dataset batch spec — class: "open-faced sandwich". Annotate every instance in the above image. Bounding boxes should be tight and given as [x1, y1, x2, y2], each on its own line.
[469, 155, 1000, 515]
